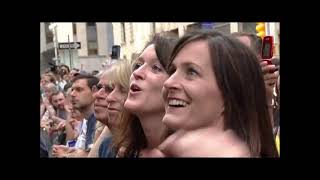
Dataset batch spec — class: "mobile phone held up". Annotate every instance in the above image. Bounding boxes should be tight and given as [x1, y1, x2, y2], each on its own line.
[261, 36, 274, 60]
[261, 36, 276, 73]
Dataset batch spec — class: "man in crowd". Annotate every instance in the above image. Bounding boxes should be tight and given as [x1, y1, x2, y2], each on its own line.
[52, 74, 98, 157]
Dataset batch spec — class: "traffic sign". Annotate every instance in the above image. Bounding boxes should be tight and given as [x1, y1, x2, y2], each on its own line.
[58, 42, 81, 49]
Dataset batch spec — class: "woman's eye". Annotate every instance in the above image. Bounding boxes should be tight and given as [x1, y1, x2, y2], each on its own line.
[96, 84, 103, 90]
[133, 62, 143, 71]
[187, 68, 199, 76]
[152, 64, 163, 72]
[105, 84, 114, 93]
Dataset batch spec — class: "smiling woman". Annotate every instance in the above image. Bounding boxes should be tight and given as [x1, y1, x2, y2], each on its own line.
[159, 30, 279, 158]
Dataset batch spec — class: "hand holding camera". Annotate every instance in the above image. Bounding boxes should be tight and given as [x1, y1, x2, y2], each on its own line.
[260, 36, 278, 74]
[259, 36, 279, 102]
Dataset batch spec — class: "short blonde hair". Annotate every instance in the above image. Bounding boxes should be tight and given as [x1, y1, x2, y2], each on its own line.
[107, 59, 133, 91]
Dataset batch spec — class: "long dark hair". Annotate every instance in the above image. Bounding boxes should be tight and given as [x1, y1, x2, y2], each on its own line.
[167, 30, 278, 157]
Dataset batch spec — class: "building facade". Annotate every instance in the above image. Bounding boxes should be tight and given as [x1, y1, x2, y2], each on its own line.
[112, 22, 280, 60]
[112, 23, 195, 60]
[42, 22, 279, 74]
[40, 22, 55, 74]
[49, 22, 114, 72]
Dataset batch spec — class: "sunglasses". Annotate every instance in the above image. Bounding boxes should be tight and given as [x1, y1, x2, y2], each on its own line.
[95, 83, 114, 93]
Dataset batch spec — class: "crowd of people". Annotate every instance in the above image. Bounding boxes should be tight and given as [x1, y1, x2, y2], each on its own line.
[40, 29, 280, 158]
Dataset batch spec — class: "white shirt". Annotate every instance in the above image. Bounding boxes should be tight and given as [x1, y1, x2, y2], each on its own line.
[74, 119, 87, 150]
[56, 80, 67, 91]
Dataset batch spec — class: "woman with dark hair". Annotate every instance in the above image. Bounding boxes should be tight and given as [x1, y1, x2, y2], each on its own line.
[111, 33, 178, 157]
[159, 30, 278, 157]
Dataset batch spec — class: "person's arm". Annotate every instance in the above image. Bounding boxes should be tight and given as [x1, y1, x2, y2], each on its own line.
[43, 97, 56, 118]
[158, 128, 251, 157]
[41, 110, 50, 122]
[260, 61, 279, 128]
[66, 148, 89, 157]
[87, 126, 111, 157]
[47, 105, 56, 119]
[64, 118, 80, 141]
[40, 103, 46, 119]
[40, 120, 51, 131]
[52, 144, 82, 158]
[51, 115, 66, 124]
[43, 97, 50, 108]
[52, 145, 72, 157]
[40, 112, 53, 133]
[51, 116, 66, 131]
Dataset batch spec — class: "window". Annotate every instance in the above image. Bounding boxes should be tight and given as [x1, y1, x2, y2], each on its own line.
[242, 22, 256, 34]
[88, 49, 98, 55]
[87, 22, 96, 26]
[87, 22, 98, 55]
[88, 41, 98, 49]
[121, 23, 126, 44]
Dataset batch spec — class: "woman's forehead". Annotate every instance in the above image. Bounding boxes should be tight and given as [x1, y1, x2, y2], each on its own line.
[139, 44, 158, 62]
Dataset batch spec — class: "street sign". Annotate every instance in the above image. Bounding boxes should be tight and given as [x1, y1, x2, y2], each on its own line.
[58, 42, 81, 49]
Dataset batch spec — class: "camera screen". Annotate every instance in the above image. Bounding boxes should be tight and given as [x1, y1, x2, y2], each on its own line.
[263, 43, 271, 58]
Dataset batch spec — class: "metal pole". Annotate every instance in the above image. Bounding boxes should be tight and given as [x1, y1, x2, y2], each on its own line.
[54, 25, 59, 65]
[68, 35, 72, 68]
